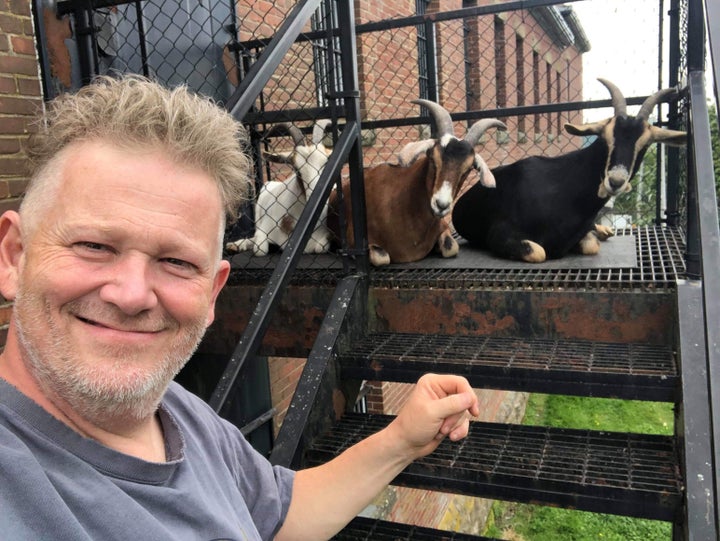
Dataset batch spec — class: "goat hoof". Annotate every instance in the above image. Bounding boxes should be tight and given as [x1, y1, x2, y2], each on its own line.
[594, 224, 615, 240]
[225, 242, 239, 253]
[521, 240, 546, 263]
[440, 234, 459, 258]
[370, 246, 391, 266]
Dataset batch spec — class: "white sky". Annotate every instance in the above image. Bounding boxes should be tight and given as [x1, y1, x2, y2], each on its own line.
[571, 0, 715, 121]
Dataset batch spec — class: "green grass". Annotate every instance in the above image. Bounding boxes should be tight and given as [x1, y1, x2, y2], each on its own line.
[483, 394, 675, 541]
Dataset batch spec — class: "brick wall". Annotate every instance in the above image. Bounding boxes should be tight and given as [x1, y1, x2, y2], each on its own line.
[0, 0, 42, 350]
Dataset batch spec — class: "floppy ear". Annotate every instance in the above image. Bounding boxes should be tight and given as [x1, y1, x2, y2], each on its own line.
[564, 120, 609, 137]
[0, 211, 24, 301]
[649, 125, 687, 147]
[474, 154, 496, 188]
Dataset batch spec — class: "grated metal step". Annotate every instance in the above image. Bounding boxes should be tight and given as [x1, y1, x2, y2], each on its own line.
[338, 332, 678, 401]
[331, 516, 500, 540]
[307, 413, 683, 522]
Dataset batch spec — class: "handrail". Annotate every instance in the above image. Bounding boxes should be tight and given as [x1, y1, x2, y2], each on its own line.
[224, 0, 323, 122]
[686, 70, 720, 526]
[209, 122, 360, 414]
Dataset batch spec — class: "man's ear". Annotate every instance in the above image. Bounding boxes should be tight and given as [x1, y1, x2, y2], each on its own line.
[0, 211, 24, 301]
[205, 259, 230, 327]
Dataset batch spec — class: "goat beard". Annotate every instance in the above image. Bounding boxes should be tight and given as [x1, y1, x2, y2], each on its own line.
[12, 290, 207, 429]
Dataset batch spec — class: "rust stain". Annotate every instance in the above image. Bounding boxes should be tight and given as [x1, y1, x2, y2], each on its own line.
[44, 8, 72, 89]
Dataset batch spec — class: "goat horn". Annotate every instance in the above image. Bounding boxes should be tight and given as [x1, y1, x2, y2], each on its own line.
[636, 87, 678, 121]
[264, 123, 305, 146]
[597, 78, 627, 117]
[464, 118, 507, 146]
[411, 99, 455, 138]
[312, 119, 332, 144]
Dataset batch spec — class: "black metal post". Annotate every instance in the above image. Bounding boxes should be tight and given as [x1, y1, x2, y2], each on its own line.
[32, 0, 57, 100]
[666, 0, 682, 226]
[336, 0, 369, 276]
[133, 1, 149, 77]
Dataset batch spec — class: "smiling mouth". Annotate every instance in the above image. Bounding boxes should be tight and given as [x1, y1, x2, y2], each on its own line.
[76, 315, 160, 334]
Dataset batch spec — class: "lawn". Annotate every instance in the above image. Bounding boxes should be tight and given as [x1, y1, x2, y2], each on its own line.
[483, 394, 675, 541]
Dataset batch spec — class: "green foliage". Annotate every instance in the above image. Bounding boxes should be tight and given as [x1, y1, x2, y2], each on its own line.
[524, 394, 674, 435]
[710, 104, 720, 205]
[483, 394, 674, 540]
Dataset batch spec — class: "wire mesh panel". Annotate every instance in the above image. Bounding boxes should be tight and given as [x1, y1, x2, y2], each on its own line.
[43, 0, 686, 279]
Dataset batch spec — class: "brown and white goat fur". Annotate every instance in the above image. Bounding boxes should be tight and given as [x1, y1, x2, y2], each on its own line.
[226, 120, 332, 256]
[329, 100, 505, 266]
[452, 78, 687, 263]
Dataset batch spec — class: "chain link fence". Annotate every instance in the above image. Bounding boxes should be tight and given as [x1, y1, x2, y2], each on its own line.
[42, 0, 684, 275]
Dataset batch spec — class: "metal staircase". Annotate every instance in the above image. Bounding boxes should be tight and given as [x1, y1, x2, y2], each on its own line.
[199, 1, 718, 539]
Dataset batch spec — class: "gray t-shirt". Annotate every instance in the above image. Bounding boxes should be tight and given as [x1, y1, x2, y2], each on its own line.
[0, 379, 295, 541]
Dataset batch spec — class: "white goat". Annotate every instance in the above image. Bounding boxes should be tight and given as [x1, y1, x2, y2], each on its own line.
[225, 120, 332, 256]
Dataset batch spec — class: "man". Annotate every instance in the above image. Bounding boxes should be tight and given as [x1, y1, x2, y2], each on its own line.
[0, 75, 480, 540]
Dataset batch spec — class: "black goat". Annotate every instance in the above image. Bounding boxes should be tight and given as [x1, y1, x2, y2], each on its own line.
[451, 78, 686, 262]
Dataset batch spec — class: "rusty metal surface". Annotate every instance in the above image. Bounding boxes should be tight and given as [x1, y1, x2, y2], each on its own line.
[307, 413, 683, 522]
[338, 332, 678, 401]
[227, 226, 685, 291]
[331, 517, 499, 540]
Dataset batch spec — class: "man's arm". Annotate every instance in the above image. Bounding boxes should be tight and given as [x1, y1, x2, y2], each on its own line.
[274, 373, 480, 541]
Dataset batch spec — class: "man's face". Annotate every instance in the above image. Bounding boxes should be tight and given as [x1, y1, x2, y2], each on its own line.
[11, 140, 230, 423]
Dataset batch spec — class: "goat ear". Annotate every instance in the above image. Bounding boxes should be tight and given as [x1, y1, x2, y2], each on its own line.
[564, 121, 607, 136]
[474, 154, 496, 188]
[262, 150, 293, 164]
[649, 126, 687, 147]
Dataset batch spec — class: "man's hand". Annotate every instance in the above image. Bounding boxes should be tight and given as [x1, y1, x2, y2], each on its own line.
[276, 373, 480, 541]
[386, 373, 480, 460]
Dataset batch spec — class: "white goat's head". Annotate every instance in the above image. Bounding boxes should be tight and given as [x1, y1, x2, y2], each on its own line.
[564, 78, 687, 198]
[263, 120, 332, 199]
[402, 99, 506, 217]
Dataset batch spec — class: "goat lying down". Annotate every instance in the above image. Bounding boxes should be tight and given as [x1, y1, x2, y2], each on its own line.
[329, 100, 505, 266]
[452, 79, 687, 263]
[225, 120, 332, 256]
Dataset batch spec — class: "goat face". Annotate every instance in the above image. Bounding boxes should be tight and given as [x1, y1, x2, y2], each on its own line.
[426, 137, 477, 217]
[565, 79, 687, 199]
[566, 115, 686, 199]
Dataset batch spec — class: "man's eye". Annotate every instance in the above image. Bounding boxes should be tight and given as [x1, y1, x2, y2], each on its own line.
[163, 258, 197, 271]
[75, 241, 109, 252]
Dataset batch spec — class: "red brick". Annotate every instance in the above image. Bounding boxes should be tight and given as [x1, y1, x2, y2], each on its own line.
[0, 13, 23, 34]
[17, 77, 40, 96]
[11, 35, 35, 55]
[0, 54, 39, 76]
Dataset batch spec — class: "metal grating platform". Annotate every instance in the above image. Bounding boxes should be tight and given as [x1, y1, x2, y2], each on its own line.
[227, 226, 686, 291]
[332, 516, 500, 540]
[307, 413, 683, 522]
[338, 332, 679, 401]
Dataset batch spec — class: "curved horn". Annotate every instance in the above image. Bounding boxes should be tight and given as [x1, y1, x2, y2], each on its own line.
[464, 118, 508, 146]
[264, 123, 305, 146]
[312, 119, 332, 144]
[636, 87, 678, 121]
[411, 99, 455, 138]
[597, 78, 627, 117]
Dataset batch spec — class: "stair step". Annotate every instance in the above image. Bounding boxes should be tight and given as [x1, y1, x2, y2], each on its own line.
[338, 332, 678, 401]
[307, 413, 682, 522]
[332, 516, 500, 540]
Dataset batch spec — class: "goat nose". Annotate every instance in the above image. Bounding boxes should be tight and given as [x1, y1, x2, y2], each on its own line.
[607, 166, 629, 189]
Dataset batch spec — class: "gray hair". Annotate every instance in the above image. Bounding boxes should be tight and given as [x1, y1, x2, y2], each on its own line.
[23, 75, 252, 228]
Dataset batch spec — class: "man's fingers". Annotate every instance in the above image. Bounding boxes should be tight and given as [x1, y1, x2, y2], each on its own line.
[433, 390, 478, 421]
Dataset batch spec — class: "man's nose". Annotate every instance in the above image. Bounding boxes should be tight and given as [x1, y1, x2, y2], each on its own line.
[98, 255, 158, 316]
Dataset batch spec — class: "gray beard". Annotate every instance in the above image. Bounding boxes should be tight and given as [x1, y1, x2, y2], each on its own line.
[13, 289, 207, 427]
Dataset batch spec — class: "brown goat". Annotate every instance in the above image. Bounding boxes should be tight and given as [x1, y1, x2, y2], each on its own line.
[329, 100, 505, 266]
